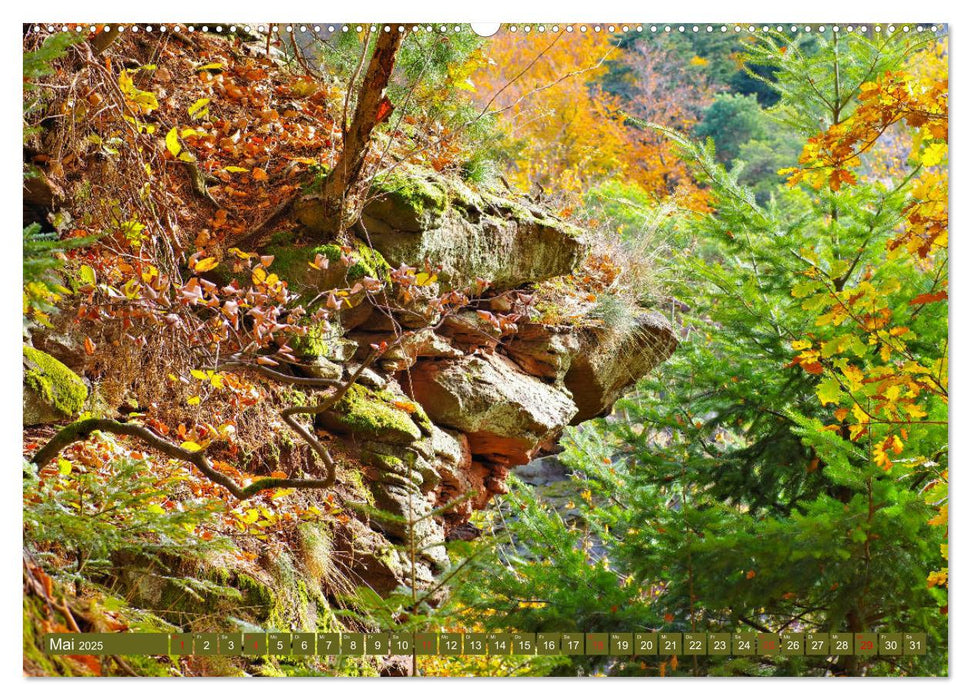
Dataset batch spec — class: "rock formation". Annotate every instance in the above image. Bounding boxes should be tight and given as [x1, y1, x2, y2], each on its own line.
[24, 166, 678, 602]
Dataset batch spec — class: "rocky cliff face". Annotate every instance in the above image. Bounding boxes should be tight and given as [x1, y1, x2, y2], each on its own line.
[278, 170, 678, 594]
[24, 166, 678, 615]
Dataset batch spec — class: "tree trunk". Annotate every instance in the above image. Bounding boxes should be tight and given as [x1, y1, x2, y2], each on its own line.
[296, 28, 404, 237]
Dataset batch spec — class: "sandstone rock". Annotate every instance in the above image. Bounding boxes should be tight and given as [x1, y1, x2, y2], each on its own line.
[24, 170, 63, 210]
[369, 481, 447, 571]
[428, 429, 478, 524]
[317, 384, 423, 444]
[351, 445, 450, 578]
[438, 311, 502, 352]
[408, 353, 578, 466]
[344, 364, 388, 390]
[262, 232, 390, 296]
[359, 172, 587, 291]
[362, 441, 439, 491]
[360, 172, 449, 234]
[28, 320, 87, 375]
[404, 328, 464, 359]
[366, 214, 586, 292]
[350, 328, 462, 373]
[332, 517, 418, 595]
[325, 338, 359, 362]
[505, 322, 581, 383]
[564, 311, 678, 422]
[299, 355, 342, 381]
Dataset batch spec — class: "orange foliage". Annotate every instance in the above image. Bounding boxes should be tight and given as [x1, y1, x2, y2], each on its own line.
[473, 30, 708, 211]
[473, 30, 629, 197]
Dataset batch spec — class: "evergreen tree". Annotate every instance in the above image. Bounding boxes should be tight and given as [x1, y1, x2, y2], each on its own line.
[454, 28, 947, 677]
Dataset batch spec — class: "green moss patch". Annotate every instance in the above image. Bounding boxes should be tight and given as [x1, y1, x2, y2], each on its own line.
[348, 243, 390, 280]
[23, 345, 87, 420]
[264, 233, 389, 291]
[318, 384, 422, 444]
[372, 169, 448, 219]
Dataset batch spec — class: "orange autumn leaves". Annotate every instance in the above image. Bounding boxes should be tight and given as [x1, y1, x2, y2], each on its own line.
[786, 68, 947, 194]
[472, 30, 708, 211]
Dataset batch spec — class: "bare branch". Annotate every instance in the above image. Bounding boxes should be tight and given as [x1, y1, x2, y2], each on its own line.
[29, 418, 333, 500]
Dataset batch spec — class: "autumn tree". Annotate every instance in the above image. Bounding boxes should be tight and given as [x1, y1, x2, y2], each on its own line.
[471, 29, 630, 204]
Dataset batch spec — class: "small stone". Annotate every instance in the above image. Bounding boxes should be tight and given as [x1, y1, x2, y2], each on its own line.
[301, 356, 342, 381]
[347, 365, 387, 390]
[325, 338, 359, 362]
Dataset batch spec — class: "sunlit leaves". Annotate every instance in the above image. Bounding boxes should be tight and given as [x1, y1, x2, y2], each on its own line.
[117, 68, 158, 114]
[188, 97, 211, 120]
[782, 40, 948, 592]
[191, 256, 219, 273]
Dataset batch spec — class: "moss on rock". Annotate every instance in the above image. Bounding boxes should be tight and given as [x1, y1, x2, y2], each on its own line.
[372, 169, 449, 219]
[23, 345, 87, 425]
[318, 384, 422, 444]
[291, 321, 331, 358]
[264, 233, 389, 295]
[348, 243, 390, 280]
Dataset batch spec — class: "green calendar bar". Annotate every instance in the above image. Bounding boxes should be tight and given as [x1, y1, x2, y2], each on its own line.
[610, 632, 634, 656]
[391, 632, 415, 655]
[512, 632, 535, 655]
[684, 632, 706, 655]
[218, 633, 241, 655]
[42, 631, 931, 657]
[758, 633, 779, 655]
[463, 633, 487, 655]
[780, 632, 804, 656]
[708, 633, 730, 656]
[267, 633, 291, 656]
[586, 633, 608, 655]
[903, 633, 927, 656]
[365, 633, 390, 655]
[831, 633, 853, 656]
[415, 632, 438, 655]
[659, 632, 681, 656]
[855, 633, 878, 657]
[879, 634, 902, 656]
[291, 633, 316, 655]
[561, 633, 584, 655]
[806, 632, 829, 655]
[44, 633, 170, 656]
[487, 633, 511, 655]
[243, 633, 266, 656]
[733, 633, 757, 655]
[440, 633, 463, 655]
[317, 633, 340, 655]
[341, 633, 364, 656]
[192, 633, 218, 656]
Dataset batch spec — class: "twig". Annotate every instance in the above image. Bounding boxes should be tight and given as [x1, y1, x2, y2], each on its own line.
[30, 418, 333, 500]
